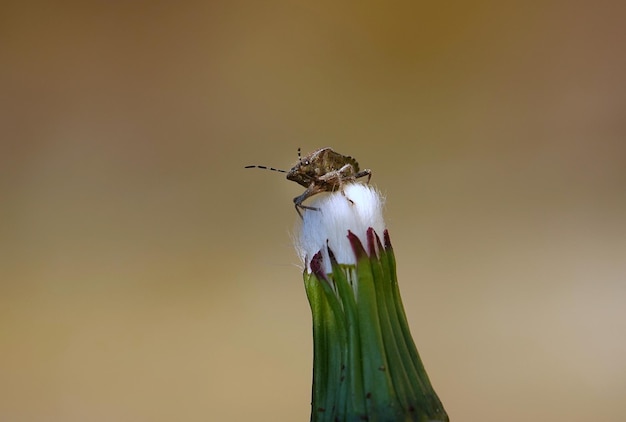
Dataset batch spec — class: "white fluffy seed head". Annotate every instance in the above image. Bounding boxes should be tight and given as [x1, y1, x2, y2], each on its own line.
[295, 183, 386, 273]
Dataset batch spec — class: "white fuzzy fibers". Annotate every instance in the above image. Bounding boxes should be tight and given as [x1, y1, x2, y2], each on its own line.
[296, 183, 386, 273]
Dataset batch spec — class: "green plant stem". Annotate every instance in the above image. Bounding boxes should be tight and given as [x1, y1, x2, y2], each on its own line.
[304, 229, 448, 422]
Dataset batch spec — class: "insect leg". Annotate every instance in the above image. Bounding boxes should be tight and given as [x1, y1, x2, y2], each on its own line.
[293, 183, 324, 218]
[355, 169, 372, 184]
[322, 165, 356, 205]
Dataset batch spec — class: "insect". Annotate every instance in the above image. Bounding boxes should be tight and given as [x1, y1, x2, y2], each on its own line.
[245, 147, 372, 218]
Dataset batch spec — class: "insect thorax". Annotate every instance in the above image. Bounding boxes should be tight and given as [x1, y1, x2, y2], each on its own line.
[286, 148, 361, 187]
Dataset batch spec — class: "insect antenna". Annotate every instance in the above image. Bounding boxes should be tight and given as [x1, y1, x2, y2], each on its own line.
[244, 165, 288, 173]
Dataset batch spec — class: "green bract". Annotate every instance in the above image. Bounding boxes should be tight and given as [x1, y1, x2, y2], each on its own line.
[304, 228, 448, 422]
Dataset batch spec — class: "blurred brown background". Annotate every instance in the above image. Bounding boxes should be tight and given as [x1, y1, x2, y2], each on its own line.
[1, 1, 625, 421]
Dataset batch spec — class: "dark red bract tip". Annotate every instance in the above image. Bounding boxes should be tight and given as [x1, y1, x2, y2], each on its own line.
[366, 227, 377, 257]
[383, 229, 393, 250]
[347, 230, 367, 260]
[374, 230, 384, 254]
[309, 251, 327, 281]
[326, 241, 338, 266]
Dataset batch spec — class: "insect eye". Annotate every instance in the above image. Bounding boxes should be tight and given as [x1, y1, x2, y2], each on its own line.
[304, 160, 310, 165]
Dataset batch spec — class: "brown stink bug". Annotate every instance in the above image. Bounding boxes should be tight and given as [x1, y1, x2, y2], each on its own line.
[245, 147, 372, 218]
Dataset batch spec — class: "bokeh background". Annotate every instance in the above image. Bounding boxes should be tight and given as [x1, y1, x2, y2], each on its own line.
[2, 1, 625, 421]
